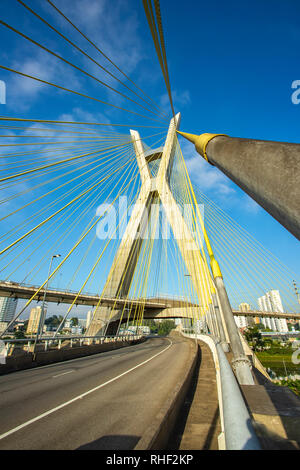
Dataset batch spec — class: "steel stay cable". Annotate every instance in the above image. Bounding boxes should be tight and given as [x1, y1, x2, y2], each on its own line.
[153, 0, 175, 117]
[0, 144, 132, 237]
[0, 133, 165, 243]
[0, 134, 129, 140]
[0, 143, 129, 203]
[177, 143, 214, 304]
[171, 164, 210, 312]
[14, 158, 137, 285]
[0, 130, 166, 162]
[0, 153, 138, 256]
[2, 151, 132, 259]
[194, 185, 300, 282]
[55, 162, 140, 332]
[0, 19, 167, 121]
[177, 145, 298, 310]
[0, 116, 168, 129]
[196, 204, 297, 306]
[0, 140, 129, 161]
[192, 183, 300, 297]
[90, 182, 156, 333]
[115, 196, 158, 333]
[0, 156, 141, 336]
[143, 0, 174, 117]
[0, 139, 130, 172]
[46, 0, 169, 119]
[0, 144, 129, 190]
[0, 136, 132, 148]
[133, 195, 162, 328]
[84, 137, 167, 331]
[1, 133, 165, 265]
[0, 131, 164, 183]
[0, 65, 167, 124]
[24, 154, 138, 289]
[83, 135, 166, 297]
[0, 125, 109, 135]
[0, 152, 132, 275]
[56, 166, 141, 332]
[0, 143, 132, 224]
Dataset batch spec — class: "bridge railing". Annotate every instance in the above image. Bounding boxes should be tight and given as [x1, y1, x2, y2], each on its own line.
[1, 334, 142, 354]
[182, 330, 261, 450]
[0, 280, 101, 297]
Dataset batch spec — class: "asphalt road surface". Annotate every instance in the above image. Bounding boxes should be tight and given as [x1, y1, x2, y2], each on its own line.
[0, 335, 191, 450]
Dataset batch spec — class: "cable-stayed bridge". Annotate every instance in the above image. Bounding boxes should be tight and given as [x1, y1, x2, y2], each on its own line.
[0, 0, 299, 451]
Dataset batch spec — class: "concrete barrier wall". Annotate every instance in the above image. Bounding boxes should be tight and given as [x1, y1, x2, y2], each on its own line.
[134, 334, 198, 450]
[0, 338, 146, 375]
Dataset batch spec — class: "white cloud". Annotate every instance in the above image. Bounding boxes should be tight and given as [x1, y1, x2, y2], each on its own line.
[43, 0, 143, 76]
[240, 195, 261, 214]
[181, 139, 235, 196]
[5, 49, 83, 111]
[160, 89, 191, 115]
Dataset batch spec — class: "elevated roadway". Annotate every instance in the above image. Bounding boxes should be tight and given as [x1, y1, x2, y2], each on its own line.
[0, 336, 193, 450]
[0, 281, 299, 321]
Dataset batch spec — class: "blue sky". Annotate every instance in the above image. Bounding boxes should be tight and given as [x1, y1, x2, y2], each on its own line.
[0, 0, 299, 317]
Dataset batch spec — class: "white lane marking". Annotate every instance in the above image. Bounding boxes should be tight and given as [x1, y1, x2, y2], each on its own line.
[52, 370, 74, 379]
[0, 338, 172, 441]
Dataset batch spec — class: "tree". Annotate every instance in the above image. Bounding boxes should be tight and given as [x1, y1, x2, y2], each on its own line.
[45, 315, 64, 327]
[244, 326, 265, 351]
[14, 330, 26, 339]
[157, 320, 176, 336]
[143, 319, 158, 333]
[70, 317, 79, 327]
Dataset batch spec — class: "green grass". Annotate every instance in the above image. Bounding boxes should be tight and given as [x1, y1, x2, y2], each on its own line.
[256, 349, 300, 377]
[277, 379, 300, 396]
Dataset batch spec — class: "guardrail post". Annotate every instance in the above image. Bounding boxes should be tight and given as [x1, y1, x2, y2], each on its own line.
[215, 276, 254, 385]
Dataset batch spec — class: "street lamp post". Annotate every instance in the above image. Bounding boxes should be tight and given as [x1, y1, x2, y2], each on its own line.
[33, 254, 61, 352]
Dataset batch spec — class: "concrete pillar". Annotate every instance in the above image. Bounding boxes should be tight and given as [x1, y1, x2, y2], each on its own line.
[178, 132, 300, 240]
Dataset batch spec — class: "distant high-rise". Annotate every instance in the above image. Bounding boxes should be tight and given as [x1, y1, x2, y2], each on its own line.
[257, 290, 288, 332]
[26, 306, 45, 334]
[234, 315, 248, 329]
[239, 302, 251, 312]
[235, 302, 252, 329]
[0, 296, 17, 323]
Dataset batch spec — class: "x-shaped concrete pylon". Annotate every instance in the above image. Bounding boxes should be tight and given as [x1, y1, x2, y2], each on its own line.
[87, 113, 210, 336]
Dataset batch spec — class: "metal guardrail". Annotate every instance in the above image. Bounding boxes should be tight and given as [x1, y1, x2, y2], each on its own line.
[2, 334, 142, 353]
[182, 330, 261, 450]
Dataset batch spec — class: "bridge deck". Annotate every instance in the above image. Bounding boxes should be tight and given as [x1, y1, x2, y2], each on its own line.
[0, 282, 299, 320]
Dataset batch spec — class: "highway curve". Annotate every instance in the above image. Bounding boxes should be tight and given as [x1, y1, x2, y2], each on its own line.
[0, 335, 193, 450]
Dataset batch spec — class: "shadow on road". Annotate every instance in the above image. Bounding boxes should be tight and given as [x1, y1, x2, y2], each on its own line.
[76, 434, 140, 450]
